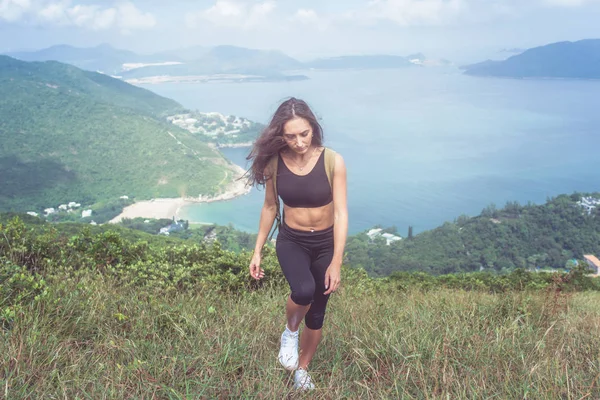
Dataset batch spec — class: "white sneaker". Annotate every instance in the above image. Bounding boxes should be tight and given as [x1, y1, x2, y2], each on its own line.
[278, 326, 299, 370]
[294, 368, 315, 391]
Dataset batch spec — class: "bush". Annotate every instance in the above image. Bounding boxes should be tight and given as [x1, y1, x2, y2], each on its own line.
[388, 267, 599, 293]
[0, 258, 48, 326]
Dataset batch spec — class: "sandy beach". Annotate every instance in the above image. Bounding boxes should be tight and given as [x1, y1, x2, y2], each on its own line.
[108, 198, 188, 223]
[108, 167, 252, 224]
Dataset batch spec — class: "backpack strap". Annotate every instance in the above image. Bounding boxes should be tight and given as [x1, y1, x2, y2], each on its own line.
[323, 147, 336, 187]
[267, 147, 336, 241]
[267, 154, 281, 241]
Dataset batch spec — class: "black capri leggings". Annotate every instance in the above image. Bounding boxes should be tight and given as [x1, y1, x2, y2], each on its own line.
[276, 222, 335, 330]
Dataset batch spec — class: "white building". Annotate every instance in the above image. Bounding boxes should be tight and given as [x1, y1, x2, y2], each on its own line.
[381, 233, 402, 245]
[366, 228, 402, 245]
[27, 211, 39, 217]
[584, 255, 600, 275]
[366, 228, 383, 239]
[82, 209, 93, 218]
[577, 196, 600, 215]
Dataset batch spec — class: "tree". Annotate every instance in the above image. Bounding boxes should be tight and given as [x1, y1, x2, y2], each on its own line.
[481, 203, 498, 218]
[382, 226, 398, 234]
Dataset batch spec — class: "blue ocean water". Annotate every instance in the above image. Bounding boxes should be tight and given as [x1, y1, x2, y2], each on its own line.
[144, 68, 600, 235]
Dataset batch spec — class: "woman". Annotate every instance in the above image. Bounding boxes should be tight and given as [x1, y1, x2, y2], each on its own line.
[246, 98, 348, 390]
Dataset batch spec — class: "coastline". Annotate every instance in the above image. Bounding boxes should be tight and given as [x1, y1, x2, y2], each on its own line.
[108, 167, 252, 224]
[125, 74, 308, 85]
[125, 74, 261, 85]
[215, 142, 253, 148]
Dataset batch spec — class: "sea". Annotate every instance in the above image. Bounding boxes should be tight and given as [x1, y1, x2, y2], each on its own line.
[141, 67, 600, 235]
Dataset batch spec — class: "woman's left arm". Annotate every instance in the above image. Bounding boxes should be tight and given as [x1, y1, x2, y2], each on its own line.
[324, 153, 348, 295]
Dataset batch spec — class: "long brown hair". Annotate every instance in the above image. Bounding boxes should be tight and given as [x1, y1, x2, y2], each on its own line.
[246, 97, 323, 187]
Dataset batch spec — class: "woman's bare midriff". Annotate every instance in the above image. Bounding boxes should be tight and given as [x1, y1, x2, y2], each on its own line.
[283, 202, 334, 231]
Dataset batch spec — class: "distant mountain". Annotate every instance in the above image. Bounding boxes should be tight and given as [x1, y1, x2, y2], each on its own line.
[305, 53, 452, 69]
[463, 39, 600, 79]
[152, 45, 210, 62]
[7, 43, 306, 80]
[5, 43, 161, 75]
[209, 45, 302, 70]
[498, 48, 525, 54]
[121, 45, 304, 79]
[0, 56, 241, 212]
[459, 59, 499, 71]
[5, 44, 450, 81]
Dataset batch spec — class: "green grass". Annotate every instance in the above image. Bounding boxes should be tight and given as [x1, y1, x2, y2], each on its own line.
[2, 274, 599, 399]
[1, 217, 598, 397]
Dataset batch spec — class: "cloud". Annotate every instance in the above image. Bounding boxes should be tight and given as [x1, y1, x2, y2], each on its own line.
[0, 0, 32, 22]
[290, 8, 329, 31]
[116, 2, 156, 32]
[541, 0, 597, 6]
[350, 0, 469, 26]
[39, 3, 117, 30]
[294, 9, 318, 24]
[1, 0, 156, 32]
[186, 0, 276, 30]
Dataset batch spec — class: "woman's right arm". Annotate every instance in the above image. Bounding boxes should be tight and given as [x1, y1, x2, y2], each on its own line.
[249, 170, 278, 280]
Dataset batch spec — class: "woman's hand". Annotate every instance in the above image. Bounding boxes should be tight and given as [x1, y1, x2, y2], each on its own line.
[323, 264, 341, 295]
[249, 253, 265, 280]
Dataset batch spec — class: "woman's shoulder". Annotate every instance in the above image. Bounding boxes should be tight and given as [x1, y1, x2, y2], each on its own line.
[322, 147, 343, 163]
[263, 152, 280, 176]
[323, 146, 342, 157]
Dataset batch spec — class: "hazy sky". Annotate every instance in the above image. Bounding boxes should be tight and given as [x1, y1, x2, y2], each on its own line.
[1, 0, 600, 62]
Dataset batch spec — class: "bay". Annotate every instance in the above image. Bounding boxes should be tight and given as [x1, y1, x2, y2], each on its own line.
[143, 68, 600, 234]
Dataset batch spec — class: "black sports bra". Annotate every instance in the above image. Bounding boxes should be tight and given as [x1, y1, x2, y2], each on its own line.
[277, 150, 333, 208]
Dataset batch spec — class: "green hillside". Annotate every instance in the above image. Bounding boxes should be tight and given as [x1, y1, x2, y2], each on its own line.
[0, 56, 240, 213]
[0, 55, 182, 116]
[347, 192, 600, 276]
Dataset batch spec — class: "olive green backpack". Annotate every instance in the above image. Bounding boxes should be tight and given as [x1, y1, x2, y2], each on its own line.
[267, 147, 336, 240]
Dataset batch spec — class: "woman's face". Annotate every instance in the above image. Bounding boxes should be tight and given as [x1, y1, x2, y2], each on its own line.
[282, 117, 313, 154]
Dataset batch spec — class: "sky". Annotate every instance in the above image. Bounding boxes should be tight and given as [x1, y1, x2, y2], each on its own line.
[1, 0, 600, 62]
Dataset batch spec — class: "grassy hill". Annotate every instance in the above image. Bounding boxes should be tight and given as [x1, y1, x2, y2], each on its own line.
[2, 216, 599, 398]
[0, 56, 241, 213]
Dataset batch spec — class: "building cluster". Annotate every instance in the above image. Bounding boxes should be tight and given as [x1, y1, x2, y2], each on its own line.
[29, 195, 130, 223]
[28, 201, 88, 218]
[577, 196, 600, 215]
[167, 112, 251, 138]
[366, 228, 402, 246]
[159, 218, 187, 235]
